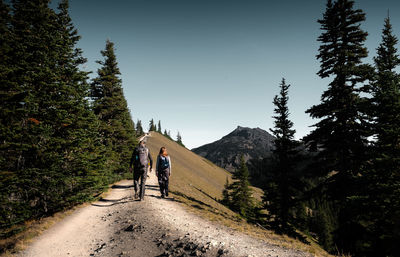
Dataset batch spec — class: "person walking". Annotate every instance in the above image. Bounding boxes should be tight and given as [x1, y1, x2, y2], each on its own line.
[129, 139, 153, 200]
[156, 147, 171, 198]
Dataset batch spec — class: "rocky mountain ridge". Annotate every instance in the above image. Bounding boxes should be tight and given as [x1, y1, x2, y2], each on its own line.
[192, 126, 275, 172]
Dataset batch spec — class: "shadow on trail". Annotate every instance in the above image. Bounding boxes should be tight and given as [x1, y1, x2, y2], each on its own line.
[111, 184, 133, 189]
[146, 184, 159, 188]
[147, 195, 175, 201]
[91, 196, 134, 207]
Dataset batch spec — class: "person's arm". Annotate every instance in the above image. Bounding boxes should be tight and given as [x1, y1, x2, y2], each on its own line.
[155, 155, 159, 176]
[168, 156, 172, 176]
[129, 148, 136, 170]
[148, 149, 153, 169]
[156, 155, 159, 171]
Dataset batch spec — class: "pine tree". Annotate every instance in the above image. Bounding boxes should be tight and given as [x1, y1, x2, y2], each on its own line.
[263, 78, 302, 233]
[91, 40, 136, 175]
[0, 0, 19, 229]
[149, 118, 156, 131]
[361, 16, 400, 257]
[1, 0, 109, 231]
[157, 120, 162, 133]
[221, 176, 231, 206]
[228, 156, 254, 219]
[305, 0, 373, 253]
[136, 119, 143, 136]
[176, 131, 185, 147]
[1, 0, 67, 228]
[53, 0, 107, 204]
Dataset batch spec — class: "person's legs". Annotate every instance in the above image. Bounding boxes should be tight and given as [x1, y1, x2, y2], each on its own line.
[158, 178, 165, 197]
[133, 171, 140, 198]
[165, 178, 169, 197]
[139, 168, 147, 200]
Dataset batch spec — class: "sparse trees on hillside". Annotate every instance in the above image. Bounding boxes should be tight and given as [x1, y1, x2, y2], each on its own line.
[157, 120, 162, 133]
[136, 119, 143, 136]
[149, 118, 156, 131]
[176, 131, 185, 147]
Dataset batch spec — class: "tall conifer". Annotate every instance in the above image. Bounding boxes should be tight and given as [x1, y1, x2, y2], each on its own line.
[157, 120, 162, 133]
[136, 119, 143, 136]
[149, 118, 156, 131]
[361, 16, 400, 256]
[264, 78, 302, 232]
[305, 0, 373, 252]
[91, 40, 136, 175]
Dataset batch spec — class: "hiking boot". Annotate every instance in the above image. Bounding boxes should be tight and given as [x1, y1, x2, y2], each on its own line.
[134, 192, 139, 199]
[161, 194, 165, 198]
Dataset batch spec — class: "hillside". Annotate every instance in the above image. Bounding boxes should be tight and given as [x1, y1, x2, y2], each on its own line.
[192, 126, 275, 172]
[4, 132, 331, 257]
[146, 132, 232, 208]
[146, 132, 330, 257]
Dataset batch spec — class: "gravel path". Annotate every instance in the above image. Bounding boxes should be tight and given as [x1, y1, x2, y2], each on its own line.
[18, 172, 312, 257]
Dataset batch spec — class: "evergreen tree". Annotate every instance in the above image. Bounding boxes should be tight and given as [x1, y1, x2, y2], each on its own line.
[176, 131, 185, 147]
[157, 120, 162, 133]
[360, 16, 400, 257]
[149, 118, 156, 131]
[221, 176, 231, 206]
[163, 129, 172, 140]
[1, 0, 107, 232]
[228, 156, 254, 219]
[305, 0, 373, 252]
[91, 40, 136, 175]
[136, 119, 143, 136]
[53, 0, 107, 204]
[0, 0, 18, 229]
[263, 78, 302, 233]
[1, 0, 67, 229]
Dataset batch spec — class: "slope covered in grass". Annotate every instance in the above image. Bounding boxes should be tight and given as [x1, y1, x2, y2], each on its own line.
[146, 132, 231, 209]
[146, 132, 331, 257]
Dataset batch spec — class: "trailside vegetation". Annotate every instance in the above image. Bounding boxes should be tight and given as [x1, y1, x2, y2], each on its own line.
[0, 0, 137, 239]
[222, 156, 255, 220]
[252, 1, 400, 256]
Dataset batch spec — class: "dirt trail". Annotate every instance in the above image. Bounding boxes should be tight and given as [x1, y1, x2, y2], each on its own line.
[18, 171, 311, 257]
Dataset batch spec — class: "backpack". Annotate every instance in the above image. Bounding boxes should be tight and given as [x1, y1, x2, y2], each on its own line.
[159, 156, 169, 171]
[135, 146, 148, 168]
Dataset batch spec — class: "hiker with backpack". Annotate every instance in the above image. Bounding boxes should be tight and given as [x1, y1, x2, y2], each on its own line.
[129, 139, 153, 200]
[156, 147, 171, 198]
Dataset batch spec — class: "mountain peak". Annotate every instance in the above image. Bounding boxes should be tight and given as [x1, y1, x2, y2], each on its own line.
[192, 126, 275, 172]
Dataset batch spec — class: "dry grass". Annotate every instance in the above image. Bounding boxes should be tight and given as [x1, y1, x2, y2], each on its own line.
[147, 132, 333, 257]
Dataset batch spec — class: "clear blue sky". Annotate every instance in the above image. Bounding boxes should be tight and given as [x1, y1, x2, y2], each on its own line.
[64, 0, 400, 149]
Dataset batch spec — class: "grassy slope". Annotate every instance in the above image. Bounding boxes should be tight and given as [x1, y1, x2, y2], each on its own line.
[146, 132, 332, 257]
